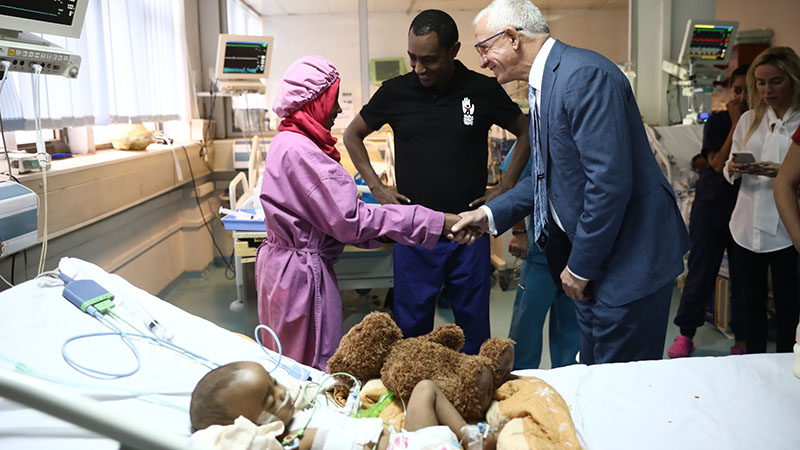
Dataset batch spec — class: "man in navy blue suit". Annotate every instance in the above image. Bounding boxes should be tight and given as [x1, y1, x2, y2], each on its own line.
[451, 0, 691, 364]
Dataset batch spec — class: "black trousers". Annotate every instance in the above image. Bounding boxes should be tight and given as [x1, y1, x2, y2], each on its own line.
[730, 242, 799, 353]
[673, 215, 745, 340]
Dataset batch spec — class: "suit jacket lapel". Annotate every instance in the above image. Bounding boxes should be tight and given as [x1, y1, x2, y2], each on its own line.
[540, 40, 565, 157]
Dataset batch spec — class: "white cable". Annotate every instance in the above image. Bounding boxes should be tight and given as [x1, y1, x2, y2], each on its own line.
[0, 60, 10, 97]
[1, 61, 14, 183]
[31, 65, 48, 275]
[0, 272, 12, 288]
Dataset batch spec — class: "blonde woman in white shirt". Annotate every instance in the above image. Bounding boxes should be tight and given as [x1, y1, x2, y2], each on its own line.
[725, 47, 800, 354]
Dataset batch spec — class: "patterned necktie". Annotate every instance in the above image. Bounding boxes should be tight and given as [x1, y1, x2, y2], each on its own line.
[529, 85, 549, 249]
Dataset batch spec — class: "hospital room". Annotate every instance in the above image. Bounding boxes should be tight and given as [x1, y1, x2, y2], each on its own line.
[1, 0, 800, 448]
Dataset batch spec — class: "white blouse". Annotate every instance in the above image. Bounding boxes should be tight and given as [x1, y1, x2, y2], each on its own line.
[724, 107, 800, 253]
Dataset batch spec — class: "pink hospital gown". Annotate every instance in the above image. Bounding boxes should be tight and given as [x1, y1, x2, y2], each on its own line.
[256, 130, 444, 370]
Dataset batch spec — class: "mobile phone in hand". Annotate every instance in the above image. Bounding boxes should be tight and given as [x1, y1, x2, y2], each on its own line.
[732, 152, 756, 164]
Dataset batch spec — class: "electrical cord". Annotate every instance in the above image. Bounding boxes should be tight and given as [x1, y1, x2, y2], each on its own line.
[54, 270, 220, 378]
[107, 310, 215, 370]
[274, 370, 362, 448]
[0, 60, 9, 95]
[0, 61, 20, 183]
[0, 355, 188, 413]
[254, 323, 311, 381]
[62, 309, 142, 379]
[225, 249, 236, 280]
[254, 323, 283, 374]
[0, 272, 12, 288]
[198, 79, 218, 160]
[179, 144, 235, 277]
[61, 304, 219, 379]
[251, 322, 363, 437]
[23, 248, 28, 281]
[31, 64, 48, 275]
[0, 111, 18, 183]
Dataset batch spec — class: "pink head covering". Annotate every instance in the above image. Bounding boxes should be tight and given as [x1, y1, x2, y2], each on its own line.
[273, 56, 340, 118]
[274, 56, 341, 161]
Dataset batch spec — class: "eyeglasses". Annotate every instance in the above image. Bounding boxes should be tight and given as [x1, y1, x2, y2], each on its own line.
[474, 28, 521, 56]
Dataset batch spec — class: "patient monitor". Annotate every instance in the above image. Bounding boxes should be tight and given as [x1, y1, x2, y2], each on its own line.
[0, 0, 88, 78]
[663, 20, 738, 125]
[678, 21, 737, 66]
[215, 34, 274, 95]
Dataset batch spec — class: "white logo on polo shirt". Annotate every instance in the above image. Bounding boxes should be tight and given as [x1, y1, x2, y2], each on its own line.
[462, 97, 474, 126]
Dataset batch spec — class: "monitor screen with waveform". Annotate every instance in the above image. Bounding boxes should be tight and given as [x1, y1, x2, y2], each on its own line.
[685, 23, 734, 62]
[0, 0, 79, 26]
[222, 41, 268, 75]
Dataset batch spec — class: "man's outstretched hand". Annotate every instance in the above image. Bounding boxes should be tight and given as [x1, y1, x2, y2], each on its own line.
[443, 213, 462, 236]
[448, 209, 489, 245]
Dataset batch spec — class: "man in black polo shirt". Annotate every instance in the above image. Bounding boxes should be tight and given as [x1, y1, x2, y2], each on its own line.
[344, 9, 529, 354]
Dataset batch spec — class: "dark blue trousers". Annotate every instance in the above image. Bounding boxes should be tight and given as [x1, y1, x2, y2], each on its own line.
[673, 214, 744, 340]
[574, 281, 673, 364]
[392, 235, 491, 354]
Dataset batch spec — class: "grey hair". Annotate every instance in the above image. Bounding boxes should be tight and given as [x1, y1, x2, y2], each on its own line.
[474, 0, 549, 36]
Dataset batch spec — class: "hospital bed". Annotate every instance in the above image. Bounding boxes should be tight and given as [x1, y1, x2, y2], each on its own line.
[1, 258, 799, 449]
[646, 123, 706, 224]
[0, 257, 327, 450]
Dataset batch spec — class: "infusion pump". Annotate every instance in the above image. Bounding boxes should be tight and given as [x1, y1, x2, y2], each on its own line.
[0, 33, 81, 78]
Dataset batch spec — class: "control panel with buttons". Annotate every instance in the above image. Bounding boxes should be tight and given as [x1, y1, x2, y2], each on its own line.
[0, 43, 81, 78]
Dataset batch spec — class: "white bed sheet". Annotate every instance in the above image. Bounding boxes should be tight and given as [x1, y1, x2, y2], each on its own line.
[3, 257, 799, 450]
[515, 354, 800, 449]
[652, 124, 704, 172]
[0, 257, 325, 449]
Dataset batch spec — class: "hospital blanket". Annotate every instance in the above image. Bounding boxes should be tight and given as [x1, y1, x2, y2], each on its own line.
[0, 257, 325, 449]
[1, 257, 799, 449]
[515, 354, 800, 449]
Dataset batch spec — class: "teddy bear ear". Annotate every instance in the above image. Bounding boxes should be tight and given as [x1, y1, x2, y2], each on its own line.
[326, 311, 402, 381]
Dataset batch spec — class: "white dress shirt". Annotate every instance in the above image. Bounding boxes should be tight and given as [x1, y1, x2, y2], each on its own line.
[724, 106, 800, 253]
[480, 37, 589, 279]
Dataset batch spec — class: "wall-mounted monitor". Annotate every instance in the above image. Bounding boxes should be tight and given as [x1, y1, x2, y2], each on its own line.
[0, 0, 89, 39]
[678, 20, 738, 65]
[215, 34, 274, 81]
[370, 57, 407, 86]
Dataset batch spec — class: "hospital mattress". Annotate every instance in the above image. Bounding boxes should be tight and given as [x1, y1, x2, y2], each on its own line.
[1, 257, 798, 449]
[0, 257, 325, 450]
[516, 353, 800, 448]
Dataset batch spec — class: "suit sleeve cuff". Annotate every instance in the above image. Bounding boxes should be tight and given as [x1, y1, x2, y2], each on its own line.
[480, 205, 498, 235]
[567, 266, 590, 281]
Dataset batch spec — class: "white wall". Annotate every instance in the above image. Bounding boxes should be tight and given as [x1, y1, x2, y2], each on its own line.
[261, 13, 361, 129]
[259, 7, 628, 129]
[545, 8, 628, 64]
[670, 0, 715, 61]
[716, 0, 800, 51]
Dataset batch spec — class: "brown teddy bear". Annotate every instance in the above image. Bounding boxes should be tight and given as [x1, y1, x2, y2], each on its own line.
[327, 311, 515, 420]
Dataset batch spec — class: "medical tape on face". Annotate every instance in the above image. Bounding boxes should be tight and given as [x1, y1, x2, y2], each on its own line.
[256, 410, 278, 425]
[255, 389, 292, 425]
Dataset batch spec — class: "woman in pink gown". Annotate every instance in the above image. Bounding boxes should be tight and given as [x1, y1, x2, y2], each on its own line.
[256, 56, 458, 370]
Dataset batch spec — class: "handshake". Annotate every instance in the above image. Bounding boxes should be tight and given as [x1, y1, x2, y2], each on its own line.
[442, 210, 490, 245]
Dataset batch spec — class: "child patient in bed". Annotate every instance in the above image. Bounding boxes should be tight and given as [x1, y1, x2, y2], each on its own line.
[189, 361, 496, 450]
